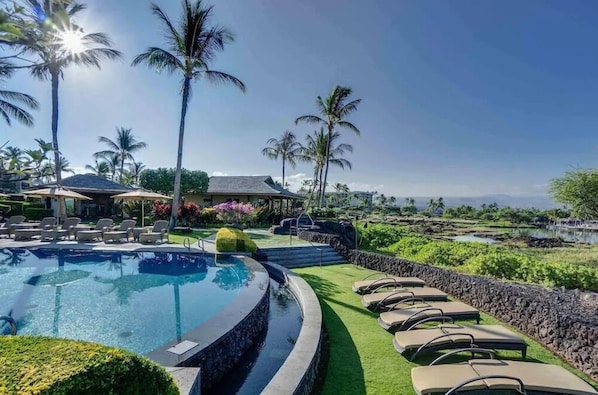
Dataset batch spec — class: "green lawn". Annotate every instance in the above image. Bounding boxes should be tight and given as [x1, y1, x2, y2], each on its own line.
[168, 229, 216, 245]
[294, 264, 598, 395]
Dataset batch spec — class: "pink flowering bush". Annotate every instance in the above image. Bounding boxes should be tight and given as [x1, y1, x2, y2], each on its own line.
[213, 202, 254, 226]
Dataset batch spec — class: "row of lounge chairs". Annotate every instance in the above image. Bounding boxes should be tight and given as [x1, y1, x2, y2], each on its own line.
[0, 215, 169, 244]
[352, 274, 597, 395]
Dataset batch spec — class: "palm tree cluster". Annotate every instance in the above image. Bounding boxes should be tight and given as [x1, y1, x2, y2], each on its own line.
[89, 127, 147, 186]
[2, 0, 244, 227]
[0, 138, 73, 187]
[262, 86, 362, 208]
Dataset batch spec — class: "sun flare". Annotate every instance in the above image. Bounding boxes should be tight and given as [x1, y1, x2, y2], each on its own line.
[59, 30, 85, 54]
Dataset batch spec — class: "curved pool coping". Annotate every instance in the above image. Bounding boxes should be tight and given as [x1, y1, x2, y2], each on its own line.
[261, 261, 323, 395]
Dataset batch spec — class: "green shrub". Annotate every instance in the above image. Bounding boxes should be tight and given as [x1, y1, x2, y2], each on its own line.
[24, 207, 54, 220]
[384, 235, 432, 256]
[198, 207, 218, 224]
[0, 336, 179, 394]
[215, 227, 258, 253]
[0, 203, 10, 215]
[357, 223, 410, 250]
[2, 200, 25, 215]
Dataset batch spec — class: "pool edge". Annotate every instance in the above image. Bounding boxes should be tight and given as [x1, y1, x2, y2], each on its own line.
[261, 261, 324, 395]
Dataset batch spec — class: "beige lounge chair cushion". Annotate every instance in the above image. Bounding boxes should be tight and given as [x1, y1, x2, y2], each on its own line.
[470, 359, 598, 395]
[411, 359, 598, 395]
[379, 301, 478, 328]
[362, 288, 447, 307]
[353, 277, 425, 292]
[395, 325, 524, 352]
[411, 363, 485, 394]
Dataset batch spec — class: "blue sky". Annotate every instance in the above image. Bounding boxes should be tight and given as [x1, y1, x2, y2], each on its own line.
[4, 0, 598, 197]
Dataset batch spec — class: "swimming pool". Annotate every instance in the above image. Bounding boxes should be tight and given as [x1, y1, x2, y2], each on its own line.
[0, 248, 259, 355]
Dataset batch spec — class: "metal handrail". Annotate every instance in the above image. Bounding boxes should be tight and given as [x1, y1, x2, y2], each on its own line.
[292, 212, 315, 246]
[0, 316, 17, 335]
[183, 237, 191, 251]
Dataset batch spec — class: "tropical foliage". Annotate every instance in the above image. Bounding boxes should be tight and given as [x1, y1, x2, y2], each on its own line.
[139, 167, 208, 195]
[357, 223, 598, 291]
[550, 168, 598, 219]
[93, 127, 147, 184]
[132, 0, 245, 228]
[261, 130, 302, 187]
[296, 85, 361, 206]
[213, 201, 254, 225]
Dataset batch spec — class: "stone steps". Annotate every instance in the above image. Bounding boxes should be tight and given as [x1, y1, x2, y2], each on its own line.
[259, 245, 346, 268]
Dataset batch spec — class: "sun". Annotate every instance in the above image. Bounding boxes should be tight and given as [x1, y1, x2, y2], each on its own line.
[58, 30, 85, 54]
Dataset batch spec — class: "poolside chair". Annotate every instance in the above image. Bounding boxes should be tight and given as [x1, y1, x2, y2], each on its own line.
[394, 323, 527, 360]
[361, 288, 448, 311]
[75, 218, 114, 242]
[13, 217, 57, 241]
[40, 217, 81, 241]
[102, 219, 136, 243]
[138, 220, 169, 244]
[411, 349, 598, 395]
[352, 274, 425, 294]
[0, 215, 26, 238]
[378, 300, 480, 332]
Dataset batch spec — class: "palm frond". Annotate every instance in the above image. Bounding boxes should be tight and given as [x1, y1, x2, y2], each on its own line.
[0, 90, 39, 109]
[203, 70, 246, 92]
[131, 47, 183, 74]
[151, 2, 183, 51]
[0, 99, 35, 126]
[72, 48, 122, 69]
[337, 121, 361, 136]
[81, 32, 114, 47]
[338, 99, 361, 117]
[295, 115, 324, 125]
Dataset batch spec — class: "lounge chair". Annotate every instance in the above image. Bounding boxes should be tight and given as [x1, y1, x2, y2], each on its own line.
[394, 323, 527, 360]
[13, 217, 57, 241]
[40, 217, 81, 241]
[75, 218, 114, 242]
[378, 300, 480, 331]
[138, 220, 169, 244]
[102, 219, 136, 243]
[411, 349, 598, 395]
[352, 274, 425, 294]
[362, 288, 448, 311]
[0, 215, 26, 238]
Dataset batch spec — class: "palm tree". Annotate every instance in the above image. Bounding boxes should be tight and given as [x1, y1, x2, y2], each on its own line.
[261, 131, 302, 187]
[299, 128, 353, 207]
[129, 161, 146, 186]
[85, 160, 110, 178]
[296, 85, 361, 206]
[132, 0, 245, 229]
[1, 145, 25, 171]
[18, 0, 121, 189]
[94, 127, 147, 183]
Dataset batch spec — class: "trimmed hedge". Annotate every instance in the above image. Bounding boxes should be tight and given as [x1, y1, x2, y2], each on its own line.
[24, 207, 54, 220]
[215, 227, 258, 253]
[0, 336, 179, 394]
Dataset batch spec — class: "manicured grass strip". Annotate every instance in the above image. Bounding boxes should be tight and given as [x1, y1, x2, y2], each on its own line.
[294, 264, 598, 395]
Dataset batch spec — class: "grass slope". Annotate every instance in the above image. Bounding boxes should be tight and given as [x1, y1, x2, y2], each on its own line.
[294, 264, 598, 395]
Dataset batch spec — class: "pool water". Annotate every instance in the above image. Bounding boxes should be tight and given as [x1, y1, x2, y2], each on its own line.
[209, 280, 303, 394]
[0, 248, 251, 355]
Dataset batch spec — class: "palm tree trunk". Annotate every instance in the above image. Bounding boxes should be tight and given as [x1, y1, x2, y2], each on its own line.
[51, 71, 66, 221]
[170, 77, 191, 229]
[51, 72, 61, 186]
[119, 154, 124, 184]
[318, 166, 324, 207]
[282, 157, 285, 188]
[320, 126, 332, 207]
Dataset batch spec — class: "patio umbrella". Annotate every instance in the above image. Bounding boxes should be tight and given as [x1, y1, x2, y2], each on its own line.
[23, 187, 92, 222]
[111, 190, 171, 227]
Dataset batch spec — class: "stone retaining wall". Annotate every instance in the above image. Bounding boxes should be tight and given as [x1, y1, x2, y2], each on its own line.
[300, 231, 598, 381]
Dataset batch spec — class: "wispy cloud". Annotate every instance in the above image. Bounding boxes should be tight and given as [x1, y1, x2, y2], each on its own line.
[212, 171, 229, 177]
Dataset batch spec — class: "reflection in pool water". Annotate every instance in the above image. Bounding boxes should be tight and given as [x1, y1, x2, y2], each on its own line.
[0, 248, 251, 354]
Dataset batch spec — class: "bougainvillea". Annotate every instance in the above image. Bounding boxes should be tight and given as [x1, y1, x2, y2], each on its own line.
[213, 201, 254, 225]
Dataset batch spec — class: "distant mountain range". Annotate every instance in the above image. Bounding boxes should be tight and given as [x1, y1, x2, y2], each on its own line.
[398, 194, 559, 210]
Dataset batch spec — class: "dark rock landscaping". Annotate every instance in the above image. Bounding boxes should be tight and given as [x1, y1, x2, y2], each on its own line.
[298, 231, 598, 381]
